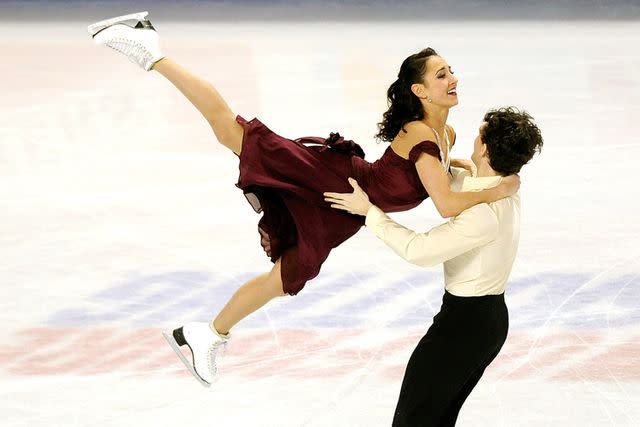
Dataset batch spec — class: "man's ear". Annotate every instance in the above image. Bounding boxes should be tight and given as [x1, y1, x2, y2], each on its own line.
[480, 143, 488, 158]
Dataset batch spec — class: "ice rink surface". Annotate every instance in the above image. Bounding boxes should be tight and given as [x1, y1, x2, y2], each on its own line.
[1, 13, 639, 427]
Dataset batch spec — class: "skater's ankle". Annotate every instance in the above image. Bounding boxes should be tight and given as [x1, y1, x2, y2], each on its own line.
[210, 321, 230, 339]
[150, 57, 168, 71]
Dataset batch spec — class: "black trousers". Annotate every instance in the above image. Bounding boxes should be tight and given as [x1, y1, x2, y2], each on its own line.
[392, 291, 509, 427]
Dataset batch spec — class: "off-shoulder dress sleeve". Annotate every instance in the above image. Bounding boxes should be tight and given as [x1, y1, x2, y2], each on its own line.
[408, 141, 441, 163]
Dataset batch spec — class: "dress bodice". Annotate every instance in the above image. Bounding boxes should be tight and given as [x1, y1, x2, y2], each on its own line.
[351, 141, 441, 213]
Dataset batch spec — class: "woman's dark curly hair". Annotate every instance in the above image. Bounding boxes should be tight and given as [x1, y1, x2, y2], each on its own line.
[376, 48, 439, 142]
[481, 107, 543, 176]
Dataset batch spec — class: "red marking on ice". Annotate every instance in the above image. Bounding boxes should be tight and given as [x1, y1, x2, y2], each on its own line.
[492, 331, 606, 380]
[553, 336, 640, 380]
[1, 327, 636, 382]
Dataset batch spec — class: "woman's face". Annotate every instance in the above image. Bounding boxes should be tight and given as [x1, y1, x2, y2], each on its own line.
[422, 55, 458, 108]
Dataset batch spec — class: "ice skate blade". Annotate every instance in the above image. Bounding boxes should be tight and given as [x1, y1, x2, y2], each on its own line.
[87, 11, 149, 37]
[162, 330, 211, 388]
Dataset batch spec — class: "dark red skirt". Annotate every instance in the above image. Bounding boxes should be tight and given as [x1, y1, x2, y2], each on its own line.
[235, 116, 366, 295]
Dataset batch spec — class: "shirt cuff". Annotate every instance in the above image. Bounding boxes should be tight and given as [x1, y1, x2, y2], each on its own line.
[365, 205, 386, 230]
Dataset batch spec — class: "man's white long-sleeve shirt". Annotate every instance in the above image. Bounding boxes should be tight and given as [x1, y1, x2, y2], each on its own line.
[364, 168, 520, 297]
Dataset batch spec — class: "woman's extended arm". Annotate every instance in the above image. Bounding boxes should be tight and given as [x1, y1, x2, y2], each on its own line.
[415, 154, 518, 218]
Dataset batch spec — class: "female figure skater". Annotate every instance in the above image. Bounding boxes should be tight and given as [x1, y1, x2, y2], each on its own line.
[87, 12, 519, 387]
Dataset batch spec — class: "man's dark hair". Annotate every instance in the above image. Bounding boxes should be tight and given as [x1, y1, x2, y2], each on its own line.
[481, 107, 543, 176]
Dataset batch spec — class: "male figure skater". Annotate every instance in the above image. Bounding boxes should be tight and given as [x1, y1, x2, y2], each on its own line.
[325, 107, 543, 426]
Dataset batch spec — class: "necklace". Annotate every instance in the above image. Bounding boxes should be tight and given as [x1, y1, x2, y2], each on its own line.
[430, 127, 450, 172]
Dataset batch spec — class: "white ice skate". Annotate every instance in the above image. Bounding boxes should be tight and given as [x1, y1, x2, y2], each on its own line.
[162, 322, 229, 387]
[87, 11, 164, 71]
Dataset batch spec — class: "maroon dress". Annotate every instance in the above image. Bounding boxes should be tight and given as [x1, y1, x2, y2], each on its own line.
[236, 116, 441, 295]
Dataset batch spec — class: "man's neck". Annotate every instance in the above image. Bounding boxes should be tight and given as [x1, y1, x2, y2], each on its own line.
[475, 162, 500, 178]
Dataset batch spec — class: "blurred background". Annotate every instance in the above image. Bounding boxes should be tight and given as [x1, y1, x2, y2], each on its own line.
[2, 0, 640, 20]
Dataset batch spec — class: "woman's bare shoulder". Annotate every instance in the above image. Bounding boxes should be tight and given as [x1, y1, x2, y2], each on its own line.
[397, 121, 436, 144]
[392, 121, 439, 159]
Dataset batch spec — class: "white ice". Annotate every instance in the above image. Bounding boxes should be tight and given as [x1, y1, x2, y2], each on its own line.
[1, 18, 639, 427]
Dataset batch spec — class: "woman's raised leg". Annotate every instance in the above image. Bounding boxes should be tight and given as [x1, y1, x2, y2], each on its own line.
[88, 12, 244, 154]
[152, 58, 244, 155]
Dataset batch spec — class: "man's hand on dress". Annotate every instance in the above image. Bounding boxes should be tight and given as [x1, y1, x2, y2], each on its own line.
[324, 178, 374, 216]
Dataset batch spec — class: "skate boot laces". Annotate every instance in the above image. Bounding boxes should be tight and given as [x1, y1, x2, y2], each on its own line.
[104, 35, 157, 70]
[207, 339, 228, 378]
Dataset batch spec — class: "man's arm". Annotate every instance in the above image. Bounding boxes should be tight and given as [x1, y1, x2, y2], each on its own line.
[324, 176, 499, 267]
[365, 204, 499, 267]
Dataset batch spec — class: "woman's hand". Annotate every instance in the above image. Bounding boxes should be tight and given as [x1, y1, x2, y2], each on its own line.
[450, 158, 477, 177]
[324, 178, 374, 216]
